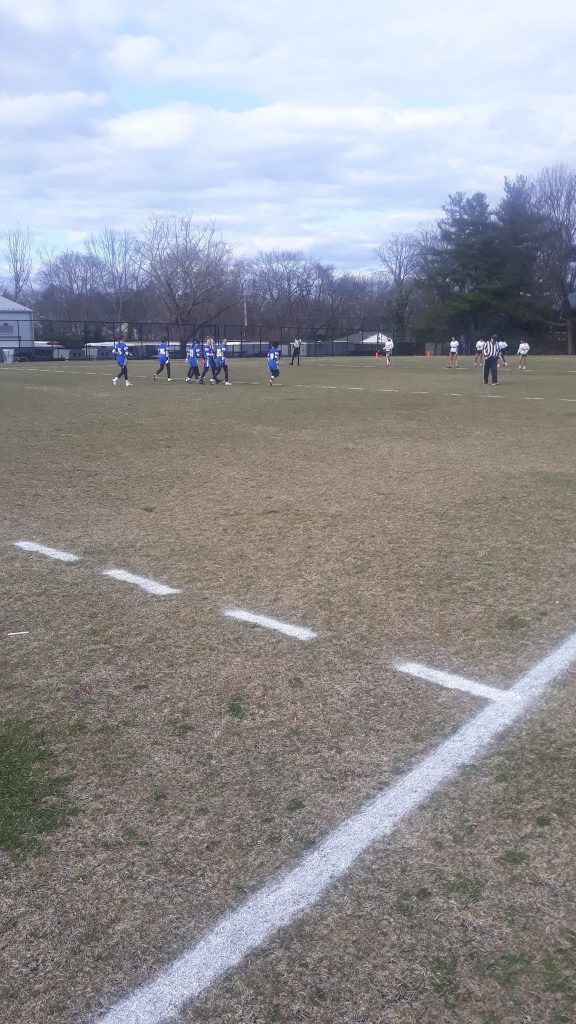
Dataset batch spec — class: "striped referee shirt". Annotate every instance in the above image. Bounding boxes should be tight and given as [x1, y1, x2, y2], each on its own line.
[483, 338, 499, 358]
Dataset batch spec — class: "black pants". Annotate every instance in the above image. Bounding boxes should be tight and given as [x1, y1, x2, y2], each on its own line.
[200, 361, 216, 381]
[483, 356, 498, 384]
[115, 364, 128, 380]
[156, 361, 171, 378]
[291, 350, 300, 365]
[186, 364, 199, 379]
[214, 363, 228, 382]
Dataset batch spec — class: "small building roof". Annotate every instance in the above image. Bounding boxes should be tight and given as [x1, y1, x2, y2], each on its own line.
[0, 295, 33, 313]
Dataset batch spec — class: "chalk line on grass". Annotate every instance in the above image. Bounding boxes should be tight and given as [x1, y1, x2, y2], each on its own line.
[102, 569, 181, 597]
[97, 630, 576, 1024]
[6, 631, 30, 636]
[223, 608, 316, 641]
[13, 540, 80, 562]
[393, 660, 512, 702]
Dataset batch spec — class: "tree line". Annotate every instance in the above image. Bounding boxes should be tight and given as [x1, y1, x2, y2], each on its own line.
[2, 163, 575, 351]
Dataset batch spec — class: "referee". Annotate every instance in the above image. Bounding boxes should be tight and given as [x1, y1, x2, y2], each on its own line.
[483, 334, 500, 386]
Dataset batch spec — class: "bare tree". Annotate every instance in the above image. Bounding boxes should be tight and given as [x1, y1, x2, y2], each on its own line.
[534, 164, 576, 353]
[85, 228, 143, 322]
[375, 232, 419, 339]
[141, 216, 236, 338]
[2, 226, 34, 303]
[244, 250, 317, 323]
[38, 248, 102, 326]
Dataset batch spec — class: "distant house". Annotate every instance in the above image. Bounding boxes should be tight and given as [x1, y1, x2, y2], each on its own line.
[0, 296, 34, 347]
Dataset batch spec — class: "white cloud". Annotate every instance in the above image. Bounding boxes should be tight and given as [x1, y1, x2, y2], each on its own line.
[0, 0, 575, 269]
[108, 34, 168, 72]
[0, 91, 106, 128]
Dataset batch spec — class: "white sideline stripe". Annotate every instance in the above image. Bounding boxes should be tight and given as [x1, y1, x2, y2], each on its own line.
[13, 540, 79, 562]
[6, 631, 29, 636]
[410, 391, 429, 394]
[97, 631, 576, 1024]
[524, 397, 544, 401]
[222, 608, 316, 641]
[559, 398, 576, 402]
[393, 660, 511, 702]
[102, 569, 181, 596]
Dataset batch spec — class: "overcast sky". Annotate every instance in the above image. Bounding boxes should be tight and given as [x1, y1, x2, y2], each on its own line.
[1, 0, 575, 272]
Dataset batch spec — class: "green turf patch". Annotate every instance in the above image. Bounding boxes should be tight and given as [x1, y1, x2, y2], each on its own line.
[227, 700, 244, 720]
[0, 718, 77, 858]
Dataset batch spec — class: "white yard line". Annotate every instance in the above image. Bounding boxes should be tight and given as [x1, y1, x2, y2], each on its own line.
[6, 631, 29, 636]
[102, 569, 181, 596]
[558, 398, 576, 403]
[222, 608, 317, 641]
[13, 540, 80, 562]
[393, 660, 512, 702]
[524, 397, 544, 401]
[97, 631, 576, 1024]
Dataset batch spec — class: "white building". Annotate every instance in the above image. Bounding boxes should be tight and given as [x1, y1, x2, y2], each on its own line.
[0, 296, 34, 347]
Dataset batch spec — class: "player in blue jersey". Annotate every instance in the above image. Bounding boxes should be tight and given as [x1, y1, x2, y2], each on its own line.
[213, 338, 232, 385]
[267, 344, 280, 386]
[198, 338, 217, 384]
[185, 340, 202, 381]
[154, 339, 172, 381]
[112, 341, 133, 387]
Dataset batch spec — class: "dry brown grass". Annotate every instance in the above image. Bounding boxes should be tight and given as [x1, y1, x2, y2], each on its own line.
[0, 356, 575, 1023]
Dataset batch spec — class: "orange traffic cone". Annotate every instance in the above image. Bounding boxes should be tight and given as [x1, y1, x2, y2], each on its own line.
[426, 350, 431, 359]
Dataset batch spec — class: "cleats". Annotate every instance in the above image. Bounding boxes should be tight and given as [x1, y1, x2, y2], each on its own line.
[126, 381, 133, 387]
[225, 381, 232, 386]
[113, 377, 117, 386]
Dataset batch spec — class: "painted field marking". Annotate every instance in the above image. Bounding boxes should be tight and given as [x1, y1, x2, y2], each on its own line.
[102, 569, 181, 597]
[447, 393, 462, 396]
[409, 391, 429, 395]
[377, 388, 398, 393]
[97, 630, 576, 1024]
[524, 397, 544, 401]
[559, 398, 576, 403]
[223, 608, 317, 641]
[393, 660, 512, 702]
[13, 540, 80, 562]
[6, 631, 30, 636]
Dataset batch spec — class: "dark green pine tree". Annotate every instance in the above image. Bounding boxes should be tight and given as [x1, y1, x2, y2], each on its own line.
[493, 175, 548, 332]
[418, 191, 503, 338]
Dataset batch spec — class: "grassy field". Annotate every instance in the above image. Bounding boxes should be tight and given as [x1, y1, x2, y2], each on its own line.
[1, 355, 575, 1024]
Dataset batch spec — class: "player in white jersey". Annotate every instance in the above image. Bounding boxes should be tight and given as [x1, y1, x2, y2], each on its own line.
[474, 339, 484, 366]
[384, 337, 394, 366]
[517, 340, 530, 369]
[498, 340, 509, 367]
[447, 337, 459, 368]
